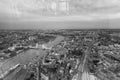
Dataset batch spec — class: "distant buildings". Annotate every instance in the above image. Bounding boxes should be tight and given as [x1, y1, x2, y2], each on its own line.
[42, 44, 52, 50]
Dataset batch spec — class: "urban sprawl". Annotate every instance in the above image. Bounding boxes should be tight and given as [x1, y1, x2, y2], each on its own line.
[0, 29, 120, 80]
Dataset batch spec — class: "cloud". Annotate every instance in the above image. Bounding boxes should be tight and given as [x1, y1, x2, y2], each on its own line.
[0, 0, 120, 21]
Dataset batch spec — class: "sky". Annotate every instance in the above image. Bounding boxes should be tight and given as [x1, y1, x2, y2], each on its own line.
[0, 0, 120, 29]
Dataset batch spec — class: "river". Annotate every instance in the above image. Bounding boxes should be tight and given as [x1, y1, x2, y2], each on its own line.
[1, 36, 64, 80]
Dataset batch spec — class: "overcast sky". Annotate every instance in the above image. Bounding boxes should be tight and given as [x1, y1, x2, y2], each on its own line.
[0, 0, 120, 29]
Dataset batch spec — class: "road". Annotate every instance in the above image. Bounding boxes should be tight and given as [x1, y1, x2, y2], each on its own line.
[76, 48, 99, 80]
[77, 48, 88, 80]
[81, 72, 98, 80]
[2, 36, 64, 80]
